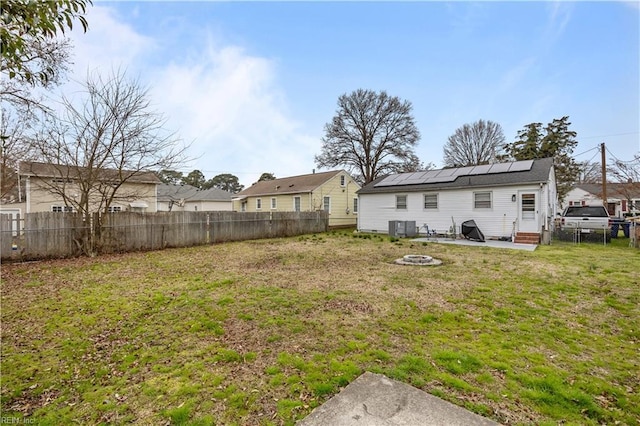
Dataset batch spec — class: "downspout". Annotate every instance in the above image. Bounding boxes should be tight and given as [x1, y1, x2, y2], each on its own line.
[25, 176, 30, 213]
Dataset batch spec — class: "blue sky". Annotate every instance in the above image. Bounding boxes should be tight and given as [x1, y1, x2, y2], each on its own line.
[64, 1, 639, 187]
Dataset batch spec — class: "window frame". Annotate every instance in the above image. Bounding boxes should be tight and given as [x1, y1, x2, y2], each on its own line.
[473, 191, 492, 209]
[52, 205, 73, 213]
[271, 197, 277, 210]
[423, 193, 438, 210]
[256, 198, 262, 210]
[293, 196, 301, 212]
[340, 175, 346, 187]
[323, 196, 331, 213]
[396, 194, 408, 210]
[353, 198, 358, 214]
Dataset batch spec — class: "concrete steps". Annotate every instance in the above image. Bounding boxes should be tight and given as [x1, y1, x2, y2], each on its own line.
[514, 232, 540, 244]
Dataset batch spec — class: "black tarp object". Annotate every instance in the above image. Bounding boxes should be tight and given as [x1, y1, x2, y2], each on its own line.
[461, 220, 485, 242]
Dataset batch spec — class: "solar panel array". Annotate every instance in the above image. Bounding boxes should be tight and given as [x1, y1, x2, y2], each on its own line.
[374, 160, 534, 188]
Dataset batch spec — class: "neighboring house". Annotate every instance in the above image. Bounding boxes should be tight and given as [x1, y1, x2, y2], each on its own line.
[19, 161, 160, 214]
[157, 184, 233, 212]
[232, 170, 361, 227]
[356, 157, 557, 243]
[564, 183, 640, 218]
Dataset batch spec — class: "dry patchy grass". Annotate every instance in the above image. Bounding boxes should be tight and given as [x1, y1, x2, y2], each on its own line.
[1, 232, 639, 425]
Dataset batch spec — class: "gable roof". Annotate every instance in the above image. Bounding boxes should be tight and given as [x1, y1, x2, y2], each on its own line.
[157, 184, 199, 201]
[236, 170, 344, 197]
[157, 184, 234, 202]
[357, 158, 554, 194]
[19, 161, 161, 184]
[575, 182, 640, 199]
[195, 187, 234, 201]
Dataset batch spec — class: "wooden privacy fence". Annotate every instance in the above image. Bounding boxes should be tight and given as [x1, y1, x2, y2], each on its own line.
[1, 210, 328, 261]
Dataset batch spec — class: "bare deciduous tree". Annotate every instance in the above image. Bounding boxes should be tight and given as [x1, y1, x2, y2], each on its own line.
[1, 38, 74, 196]
[315, 89, 421, 184]
[608, 154, 640, 213]
[27, 70, 188, 253]
[1, 36, 77, 201]
[443, 119, 505, 167]
[578, 161, 602, 183]
[1, 108, 34, 200]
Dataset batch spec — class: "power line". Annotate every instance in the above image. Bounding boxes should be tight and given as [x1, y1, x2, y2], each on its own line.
[573, 145, 600, 158]
[605, 146, 625, 164]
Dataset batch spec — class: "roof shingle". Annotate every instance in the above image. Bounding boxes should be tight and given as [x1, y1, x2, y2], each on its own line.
[236, 170, 343, 197]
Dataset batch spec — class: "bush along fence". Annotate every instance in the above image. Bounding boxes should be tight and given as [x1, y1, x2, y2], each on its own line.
[0, 210, 329, 262]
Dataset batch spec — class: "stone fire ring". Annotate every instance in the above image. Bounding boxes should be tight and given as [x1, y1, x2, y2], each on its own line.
[394, 254, 442, 266]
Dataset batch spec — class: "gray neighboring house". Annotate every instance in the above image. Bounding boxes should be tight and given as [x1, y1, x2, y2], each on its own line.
[157, 184, 233, 212]
[357, 157, 557, 243]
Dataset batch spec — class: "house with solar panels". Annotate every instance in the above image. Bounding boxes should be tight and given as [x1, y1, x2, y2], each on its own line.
[356, 157, 557, 244]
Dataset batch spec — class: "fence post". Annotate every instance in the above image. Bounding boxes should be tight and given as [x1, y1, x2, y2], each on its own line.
[206, 213, 210, 244]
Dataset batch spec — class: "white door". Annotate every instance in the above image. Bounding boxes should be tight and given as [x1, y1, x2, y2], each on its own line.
[518, 192, 539, 232]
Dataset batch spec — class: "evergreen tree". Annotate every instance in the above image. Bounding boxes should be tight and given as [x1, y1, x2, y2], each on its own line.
[503, 116, 580, 202]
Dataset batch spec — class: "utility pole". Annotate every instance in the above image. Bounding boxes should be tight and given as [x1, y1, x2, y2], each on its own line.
[601, 142, 607, 210]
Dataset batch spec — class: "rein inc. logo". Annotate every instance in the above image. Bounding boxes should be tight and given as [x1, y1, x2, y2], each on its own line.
[1, 418, 36, 424]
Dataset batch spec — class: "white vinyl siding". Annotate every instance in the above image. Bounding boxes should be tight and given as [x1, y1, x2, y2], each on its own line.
[358, 183, 550, 238]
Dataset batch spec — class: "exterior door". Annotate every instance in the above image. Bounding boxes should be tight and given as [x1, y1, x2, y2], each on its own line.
[518, 191, 539, 232]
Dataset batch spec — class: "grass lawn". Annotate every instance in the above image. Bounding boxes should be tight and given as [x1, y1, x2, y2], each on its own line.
[1, 231, 639, 425]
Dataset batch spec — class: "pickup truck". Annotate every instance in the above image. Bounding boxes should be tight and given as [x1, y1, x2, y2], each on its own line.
[560, 205, 611, 230]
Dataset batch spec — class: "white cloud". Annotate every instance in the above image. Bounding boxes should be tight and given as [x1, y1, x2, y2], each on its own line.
[150, 38, 319, 186]
[67, 5, 156, 78]
[60, 5, 317, 186]
[545, 2, 574, 41]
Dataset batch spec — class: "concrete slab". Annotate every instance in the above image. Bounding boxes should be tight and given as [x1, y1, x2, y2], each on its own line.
[297, 372, 499, 426]
[412, 238, 537, 251]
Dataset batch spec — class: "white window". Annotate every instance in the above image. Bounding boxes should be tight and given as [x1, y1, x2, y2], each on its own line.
[52, 205, 73, 212]
[474, 191, 492, 209]
[293, 196, 301, 212]
[396, 195, 407, 210]
[256, 198, 262, 210]
[323, 196, 331, 212]
[340, 175, 346, 186]
[241, 201, 247, 212]
[353, 198, 358, 214]
[271, 197, 277, 209]
[423, 194, 438, 210]
[108, 206, 122, 213]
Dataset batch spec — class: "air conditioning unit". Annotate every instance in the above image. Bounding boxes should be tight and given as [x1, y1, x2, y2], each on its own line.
[389, 221, 417, 237]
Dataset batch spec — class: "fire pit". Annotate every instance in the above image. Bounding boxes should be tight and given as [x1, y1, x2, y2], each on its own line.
[394, 254, 442, 266]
